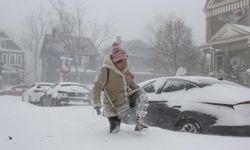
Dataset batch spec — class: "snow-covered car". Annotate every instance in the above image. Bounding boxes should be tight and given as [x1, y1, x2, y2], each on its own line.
[41, 82, 91, 106]
[139, 76, 250, 136]
[22, 82, 53, 105]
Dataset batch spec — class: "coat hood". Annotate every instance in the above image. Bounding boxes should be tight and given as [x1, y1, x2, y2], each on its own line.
[102, 55, 128, 76]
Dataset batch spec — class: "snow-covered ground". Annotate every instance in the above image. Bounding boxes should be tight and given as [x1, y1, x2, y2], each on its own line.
[1, 96, 250, 150]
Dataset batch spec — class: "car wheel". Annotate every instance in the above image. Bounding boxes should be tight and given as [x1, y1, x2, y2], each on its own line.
[50, 98, 58, 107]
[176, 119, 202, 133]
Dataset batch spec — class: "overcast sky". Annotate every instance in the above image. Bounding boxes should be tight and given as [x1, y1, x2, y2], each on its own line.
[0, 0, 207, 46]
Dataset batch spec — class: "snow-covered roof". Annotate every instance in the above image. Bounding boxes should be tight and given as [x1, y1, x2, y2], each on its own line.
[231, 24, 250, 33]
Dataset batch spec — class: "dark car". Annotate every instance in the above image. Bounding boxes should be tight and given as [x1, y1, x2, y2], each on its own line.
[138, 76, 250, 136]
[0, 85, 30, 96]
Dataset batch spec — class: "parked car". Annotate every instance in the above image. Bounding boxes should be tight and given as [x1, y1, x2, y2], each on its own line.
[22, 82, 53, 105]
[0, 85, 30, 96]
[138, 76, 250, 136]
[41, 82, 91, 106]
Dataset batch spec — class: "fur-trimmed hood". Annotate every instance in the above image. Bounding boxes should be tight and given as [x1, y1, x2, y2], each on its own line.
[102, 55, 129, 77]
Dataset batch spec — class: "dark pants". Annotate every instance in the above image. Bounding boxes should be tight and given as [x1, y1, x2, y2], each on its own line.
[108, 116, 121, 133]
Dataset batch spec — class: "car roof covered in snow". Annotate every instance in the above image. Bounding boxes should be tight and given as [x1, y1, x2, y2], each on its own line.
[139, 76, 239, 87]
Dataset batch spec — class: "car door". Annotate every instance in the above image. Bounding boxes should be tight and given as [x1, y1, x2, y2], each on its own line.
[147, 79, 196, 129]
[154, 79, 198, 127]
[142, 78, 174, 128]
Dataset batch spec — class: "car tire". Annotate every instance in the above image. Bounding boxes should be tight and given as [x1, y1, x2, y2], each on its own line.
[50, 98, 59, 107]
[176, 119, 202, 133]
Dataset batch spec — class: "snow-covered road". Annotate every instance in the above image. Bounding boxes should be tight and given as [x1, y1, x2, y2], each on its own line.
[0, 96, 249, 150]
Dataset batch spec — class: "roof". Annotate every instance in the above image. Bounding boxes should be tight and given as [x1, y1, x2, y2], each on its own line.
[0, 31, 22, 50]
[208, 23, 250, 43]
[204, 0, 233, 10]
[40, 34, 99, 58]
[0, 32, 9, 38]
[232, 24, 250, 32]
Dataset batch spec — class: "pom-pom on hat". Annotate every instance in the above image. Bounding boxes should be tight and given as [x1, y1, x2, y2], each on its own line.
[112, 42, 120, 51]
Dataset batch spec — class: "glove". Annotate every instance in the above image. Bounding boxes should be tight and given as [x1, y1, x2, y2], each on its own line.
[95, 107, 101, 115]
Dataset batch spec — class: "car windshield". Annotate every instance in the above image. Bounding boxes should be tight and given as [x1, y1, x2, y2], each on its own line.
[37, 84, 51, 88]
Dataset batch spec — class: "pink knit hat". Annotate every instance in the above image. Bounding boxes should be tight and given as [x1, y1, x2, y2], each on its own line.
[112, 48, 128, 63]
[111, 42, 128, 63]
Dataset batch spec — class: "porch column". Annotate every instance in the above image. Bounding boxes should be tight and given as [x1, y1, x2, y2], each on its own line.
[224, 48, 230, 74]
[212, 48, 215, 72]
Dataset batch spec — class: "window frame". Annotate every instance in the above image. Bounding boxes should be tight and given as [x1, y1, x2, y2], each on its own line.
[160, 79, 198, 93]
[16, 54, 23, 66]
[9, 53, 16, 65]
[1, 53, 8, 64]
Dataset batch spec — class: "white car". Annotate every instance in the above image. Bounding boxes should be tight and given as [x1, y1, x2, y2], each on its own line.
[22, 82, 53, 105]
[41, 82, 91, 106]
[138, 76, 250, 136]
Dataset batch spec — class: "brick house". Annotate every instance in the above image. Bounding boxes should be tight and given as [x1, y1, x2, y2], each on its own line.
[201, 0, 250, 85]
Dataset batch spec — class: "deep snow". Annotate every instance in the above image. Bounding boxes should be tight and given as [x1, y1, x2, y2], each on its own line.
[1, 96, 250, 150]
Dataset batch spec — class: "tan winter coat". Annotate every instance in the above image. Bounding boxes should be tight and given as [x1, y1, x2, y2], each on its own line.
[92, 55, 141, 117]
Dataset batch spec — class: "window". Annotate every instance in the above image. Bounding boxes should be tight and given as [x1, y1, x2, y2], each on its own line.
[142, 79, 165, 93]
[1, 53, 8, 64]
[17, 54, 23, 66]
[9, 54, 16, 65]
[162, 80, 186, 93]
[143, 81, 157, 93]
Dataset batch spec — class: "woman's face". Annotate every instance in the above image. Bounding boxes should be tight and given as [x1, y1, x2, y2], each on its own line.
[115, 59, 127, 72]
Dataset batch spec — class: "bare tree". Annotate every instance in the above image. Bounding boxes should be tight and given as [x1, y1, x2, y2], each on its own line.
[48, 0, 112, 82]
[147, 15, 202, 75]
[22, 7, 49, 82]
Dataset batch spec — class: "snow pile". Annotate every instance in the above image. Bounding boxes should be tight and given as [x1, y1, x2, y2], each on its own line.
[0, 96, 250, 150]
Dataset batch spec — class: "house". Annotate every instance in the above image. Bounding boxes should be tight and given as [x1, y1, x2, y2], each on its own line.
[0, 31, 25, 87]
[201, 0, 250, 85]
[40, 29, 99, 84]
[102, 38, 159, 82]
